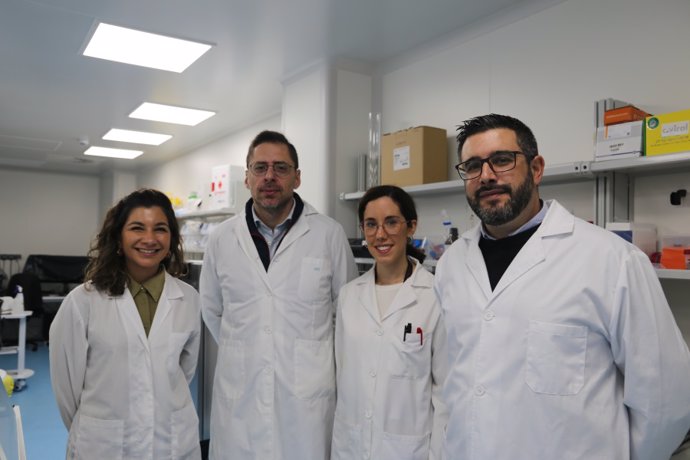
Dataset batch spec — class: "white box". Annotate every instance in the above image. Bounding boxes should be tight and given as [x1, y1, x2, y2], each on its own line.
[595, 121, 643, 160]
[606, 222, 657, 256]
[210, 165, 249, 210]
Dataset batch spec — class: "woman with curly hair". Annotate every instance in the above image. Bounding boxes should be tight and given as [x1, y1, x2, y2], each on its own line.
[49, 188, 201, 459]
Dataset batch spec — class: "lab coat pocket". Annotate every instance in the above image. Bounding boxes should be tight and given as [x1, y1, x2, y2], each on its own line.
[171, 403, 201, 459]
[525, 320, 587, 395]
[217, 339, 245, 399]
[72, 414, 124, 460]
[388, 337, 430, 379]
[379, 430, 430, 460]
[298, 257, 331, 302]
[331, 416, 361, 460]
[294, 337, 335, 400]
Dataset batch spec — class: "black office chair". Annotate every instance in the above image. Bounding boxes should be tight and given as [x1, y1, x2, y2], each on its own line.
[3, 273, 44, 351]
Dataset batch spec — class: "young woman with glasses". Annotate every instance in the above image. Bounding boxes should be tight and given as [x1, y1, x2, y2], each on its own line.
[331, 185, 448, 460]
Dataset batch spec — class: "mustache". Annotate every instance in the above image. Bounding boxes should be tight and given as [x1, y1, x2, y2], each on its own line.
[475, 184, 511, 197]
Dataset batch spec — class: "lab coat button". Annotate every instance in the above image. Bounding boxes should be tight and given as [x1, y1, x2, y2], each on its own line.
[484, 310, 495, 321]
[369, 369, 376, 377]
[365, 410, 372, 419]
[376, 329, 383, 336]
[474, 384, 486, 396]
[264, 326, 272, 334]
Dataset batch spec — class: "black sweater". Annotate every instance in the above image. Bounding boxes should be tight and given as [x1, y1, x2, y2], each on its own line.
[478, 224, 540, 290]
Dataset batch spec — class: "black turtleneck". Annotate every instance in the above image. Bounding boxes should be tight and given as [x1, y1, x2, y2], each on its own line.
[478, 224, 540, 290]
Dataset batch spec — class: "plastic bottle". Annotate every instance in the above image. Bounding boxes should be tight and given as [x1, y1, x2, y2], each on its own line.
[13, 285, 24, 314]
[448, 227, 459, 244]
[441, 210, 458, 245]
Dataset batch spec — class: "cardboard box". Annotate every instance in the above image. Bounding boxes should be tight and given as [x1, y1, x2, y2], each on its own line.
[380, 126, 447, 187]
[594, 121, 643, 160]
[604, 105, 650, 126]
[644, 109, 690, 156]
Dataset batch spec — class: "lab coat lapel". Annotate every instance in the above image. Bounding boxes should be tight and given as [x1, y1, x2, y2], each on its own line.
[381, 263, 422, 321]
[274, 212, 308, 258]
[462, 227, 493, 301]
[148, 273, 181, 339]
[356, 269, 380, 324]
[116, 290, 149, 349]
[234, 214, 272, 287]
[491, 200, 574, 298]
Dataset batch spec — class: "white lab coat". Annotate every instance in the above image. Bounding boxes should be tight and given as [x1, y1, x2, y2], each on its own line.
[49, 273, 201, 460]
[434, 199, 690, 460]
[332, 261, 448, 460]
[200, 200, 357, 460]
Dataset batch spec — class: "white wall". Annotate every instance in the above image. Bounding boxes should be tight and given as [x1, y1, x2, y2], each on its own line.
[282, 63, 331, 214]
[333, 67, 373, 236]
[137, 115, 281, 208]
[0, 168, 100, 264]
[374, 0, 690, 239]
[99, 171, 138, 223]
[369, 0, 690, 312]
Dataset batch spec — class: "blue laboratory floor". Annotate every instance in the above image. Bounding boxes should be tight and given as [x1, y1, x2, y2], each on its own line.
[0, 342, 66, 460]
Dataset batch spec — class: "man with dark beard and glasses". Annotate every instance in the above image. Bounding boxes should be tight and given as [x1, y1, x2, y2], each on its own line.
[433, 114, 690, 460]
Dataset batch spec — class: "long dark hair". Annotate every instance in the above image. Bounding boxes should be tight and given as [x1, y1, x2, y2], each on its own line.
[358, 185, 426, 263]
[84, 188, 186, 295]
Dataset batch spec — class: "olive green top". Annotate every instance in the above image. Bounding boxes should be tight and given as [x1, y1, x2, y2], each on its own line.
[127, 268, 165, 336]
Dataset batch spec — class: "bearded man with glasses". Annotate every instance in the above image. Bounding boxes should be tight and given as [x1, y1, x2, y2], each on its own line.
[434, 113, 690, 460]
[200, 130, 357, 460]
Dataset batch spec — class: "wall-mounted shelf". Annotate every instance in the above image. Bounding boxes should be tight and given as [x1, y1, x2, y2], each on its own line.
[340, 179, 465, 201]
[342, 152, 690, 282]
[339, 152, 690, 202]
[339, 160, 594, 202]
[589, 151, 690, 176]
[175, 208, 235, 220]
[656, 269, 690, 280]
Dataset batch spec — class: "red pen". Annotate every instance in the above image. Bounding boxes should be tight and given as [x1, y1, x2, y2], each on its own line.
[417, 327, 423, 345]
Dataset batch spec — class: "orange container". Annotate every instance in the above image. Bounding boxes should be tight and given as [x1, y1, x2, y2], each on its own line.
[604, 106, 651, 126]
[660, 246, 690, 269]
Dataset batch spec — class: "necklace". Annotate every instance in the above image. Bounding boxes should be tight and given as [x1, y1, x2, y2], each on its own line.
[375, 258, 414, 284]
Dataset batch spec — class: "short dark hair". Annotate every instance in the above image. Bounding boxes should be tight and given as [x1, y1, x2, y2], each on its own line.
[246, 130, 299, 169]
[84, 188, 186, 296]
[456, 114, 538, 161]
[357, 185, 426, 263]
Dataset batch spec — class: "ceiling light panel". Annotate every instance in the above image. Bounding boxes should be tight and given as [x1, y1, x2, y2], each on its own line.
[129, 102, 216, 126]
[84, 146, 143, 159]
[83, 23, 212, 73]
[103, 128, 172, 146]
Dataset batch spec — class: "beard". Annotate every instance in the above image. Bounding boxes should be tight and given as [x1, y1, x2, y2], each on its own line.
[467, 169, 535, 226]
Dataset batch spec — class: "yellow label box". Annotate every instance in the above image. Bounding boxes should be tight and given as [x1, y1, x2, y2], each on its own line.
[645, 109, 690, 156]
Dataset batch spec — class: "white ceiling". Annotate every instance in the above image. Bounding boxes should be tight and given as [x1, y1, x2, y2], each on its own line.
[1, 0, 527, 175]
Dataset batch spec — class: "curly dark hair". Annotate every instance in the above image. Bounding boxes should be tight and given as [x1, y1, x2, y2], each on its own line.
[84, 188, 186, 295]
[358, 185, 426, 263]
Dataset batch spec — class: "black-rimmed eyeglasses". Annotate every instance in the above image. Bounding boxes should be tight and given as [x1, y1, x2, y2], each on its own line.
[455, 150, 526, 180]
[248, 161, 296, 177]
